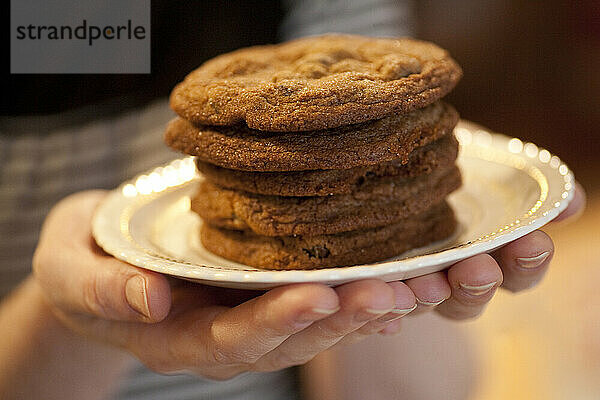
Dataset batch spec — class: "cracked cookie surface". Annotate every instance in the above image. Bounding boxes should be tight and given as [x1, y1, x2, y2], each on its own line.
[196, 134, 458, 196]
[165, 101, 458, 172]
[170, 34, 462, 131]
[200, 201, 456, 270]
[191, 165, 461, 236]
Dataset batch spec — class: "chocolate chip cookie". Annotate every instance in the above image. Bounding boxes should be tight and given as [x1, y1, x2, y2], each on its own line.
[191, 165, 461, 236]
[196, 134, 458, 196]
[200, 201, 456, 270]
[166, 34, 464, 270]
[165, 101, 458, 172]
[170, 34, 462, 131]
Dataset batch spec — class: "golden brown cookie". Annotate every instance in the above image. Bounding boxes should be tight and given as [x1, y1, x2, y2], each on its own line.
[200, 201, 456, 270]
[191, 165, 461, 236]
[170, 34, 462, 131]
[165, 101, 458, 172]
[196, 134, 458, 196]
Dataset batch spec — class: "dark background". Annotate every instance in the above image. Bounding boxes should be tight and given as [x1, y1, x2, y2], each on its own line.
[2, 1, 284, 115]
[417, 0, 599, 193]
[2, 0, 598, 192]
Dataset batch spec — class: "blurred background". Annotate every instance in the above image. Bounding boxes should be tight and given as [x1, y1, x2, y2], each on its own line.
[5, 1, 597, 191]
[3, 1, 599, 399]
[417, 2, 599, 399]
[421, 0, 599, 193]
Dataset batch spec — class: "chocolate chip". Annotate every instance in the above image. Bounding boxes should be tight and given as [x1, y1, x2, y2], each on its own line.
[302, 245, 331, 259]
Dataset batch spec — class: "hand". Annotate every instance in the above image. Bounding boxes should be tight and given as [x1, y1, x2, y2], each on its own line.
[33, 191, 419, 379]
[374, 181, 587, 333]
[32, 183, 585, 377]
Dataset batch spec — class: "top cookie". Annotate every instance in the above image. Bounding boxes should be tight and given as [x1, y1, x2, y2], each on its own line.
[170, 34, 462, 131]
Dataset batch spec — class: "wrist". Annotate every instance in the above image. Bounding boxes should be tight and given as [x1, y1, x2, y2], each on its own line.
[26, 275, 132, 361]
[22, 275, 91, 340]
[0, 275, 134, 400]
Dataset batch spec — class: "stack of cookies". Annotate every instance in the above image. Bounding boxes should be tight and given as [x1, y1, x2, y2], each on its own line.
[165, 35, 463, 270]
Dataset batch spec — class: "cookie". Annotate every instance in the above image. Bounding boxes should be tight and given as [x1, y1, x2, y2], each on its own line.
[191, 165, 461, 236]
[170, 34, 462, 131]
[165, 101, 458, 172]
[196, 134, 458, 196]
[200, 201, 456, 270]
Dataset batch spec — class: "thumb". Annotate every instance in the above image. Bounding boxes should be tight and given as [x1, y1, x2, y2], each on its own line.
[33, 190, 171, 323]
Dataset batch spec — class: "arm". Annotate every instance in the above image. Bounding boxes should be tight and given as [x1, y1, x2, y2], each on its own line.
[0, 277, 132, 400]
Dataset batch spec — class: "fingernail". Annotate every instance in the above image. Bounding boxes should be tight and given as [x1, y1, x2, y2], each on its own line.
[356, 307, 393, 322]
[311, 306, 340, 316]
[296, 306, 340, 324]
[416, 297, 446, 307]
[516, 251, 551, 269]
[377, 304, 417, 323]
[125, 276, 151, 318]
[459, 281, 497, 296]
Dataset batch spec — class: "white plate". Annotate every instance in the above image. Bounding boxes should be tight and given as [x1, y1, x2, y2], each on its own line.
[93, 122, 575, 289]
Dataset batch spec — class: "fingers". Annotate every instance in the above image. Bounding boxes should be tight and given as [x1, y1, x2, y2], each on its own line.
[252, 279, 396, 371]
[423, 181, 582, 320]
[70, 280, 403, 377]
[207, 283, 340, 366]
[435, 254, 503, 320]
[370, 281, 416, 325]
[76, 283, 340, 378]
[335, 281, 416, 345]
[378, 317, 403, 335]
[33, 191, 172, 323]
[553, 181, 586, 223]
[490, 230, 554, 292]
[482, 181, 580, 294]
[404, 271, 451, 312]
